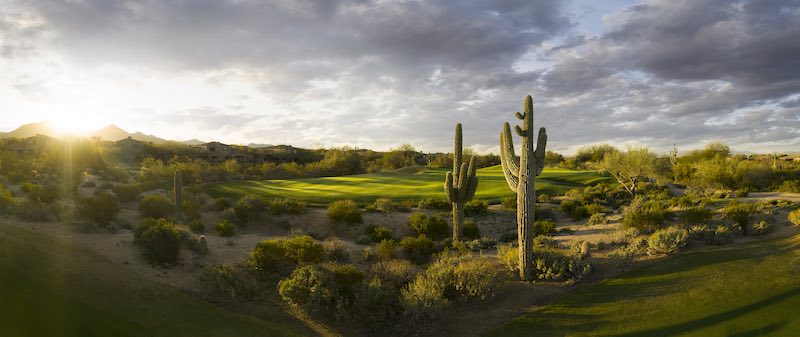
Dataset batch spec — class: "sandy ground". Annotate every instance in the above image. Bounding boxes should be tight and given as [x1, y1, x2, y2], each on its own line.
[3, 191, 800, 337]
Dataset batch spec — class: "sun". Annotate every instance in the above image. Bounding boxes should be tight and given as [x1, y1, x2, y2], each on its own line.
[45, 113, 106, 135]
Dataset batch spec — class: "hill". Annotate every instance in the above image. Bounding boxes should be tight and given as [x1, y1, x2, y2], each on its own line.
[204, 166, 613, 205]
[487, 234, 800, 337]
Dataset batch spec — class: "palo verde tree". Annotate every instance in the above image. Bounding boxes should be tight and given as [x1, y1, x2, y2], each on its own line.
[600, 146, 658, 196]
[499, 95, 547, 281]
[444, 123, 478, 241]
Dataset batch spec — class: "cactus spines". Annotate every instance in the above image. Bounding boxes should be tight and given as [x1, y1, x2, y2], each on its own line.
[499, 95, 546, 281]
[174, 170, 183, 220]
[444, 123, 479, 241]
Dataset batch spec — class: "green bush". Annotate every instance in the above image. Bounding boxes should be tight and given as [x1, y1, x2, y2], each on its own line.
[408, 213, 449, 241]
[622, 196, 670, 231]
[680, 206, 713, 225]
[363, 224, 394, 243]
[537, 194, 551, 203]
[464, 199, 489, 216]
[584, 203, 607, 215]
[215, 218, 236, 237]
[322, 239, 350, 262]
[233, 195, 265, 223]
[788, 209, 800, 226]
[462, 221, 480, 240]
[267, 198, 306, 215]
[749, 220, 774, 236]
[498, 231, 517, 243]
[188, 219, 205, 233]
[534, 204, 557, 221]
[777, 180, 800, 193]
[133, 218, 182, 265]
[533, 220, 557, 237]
[202, 264, 260, 300]
[607, 245, 637, 269]
[366, 198, 395, 213]
[721, 201, 757, 234]
[278, 263, 364, 318]
[284, 235, 326, 264]
[417, 198, 450, 211]
[647, 227, 688, 255]
[0, 184, 15, 213]
[586, 213, 607, 226]
[705, 225, 734, 245]
[213, 197, 232, 211]
[327, 199, 363, 224]
[501, 196, 516, 209]
[182, 199, 202, 221]
[369, 259, 416, 288]
[139, 194, 174, 219]
[500, 246, 592, 282]
[112, 183, 142, 202]
[249, 236, 324, 274]
[561, 200, 588, 220]
[400, 235, 437, 265]
[76, 191, 121, 226]
[22, 182, 59, 203]
[464, 237, 497, 251]
[376, 239, 398, 260]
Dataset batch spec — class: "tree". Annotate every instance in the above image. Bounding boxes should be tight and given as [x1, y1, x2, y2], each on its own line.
[600, 146, 657, 196]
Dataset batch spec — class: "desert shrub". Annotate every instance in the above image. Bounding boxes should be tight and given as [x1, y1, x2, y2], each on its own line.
[219, 207, 238, 224]
[417, 198, 450, 211]
[501, 195, 516, 209]
[537, 194, 551, 203]
[76, 191, 121, 227]
[284, 235, 326, 263]
[749, 220, 774, 236]
[464, 237, 497, 251]
[202, 264, 260, 300]
[376, 239, 398, 260]
[139, 194, 174, 219]
[607, 246, 637, 269]
[363, 224, 394, 243]
[560, 200, 588, 220]
[500, 246, 592, 282]
[680, 206, 713, 225]
[790, 209, 800, 226]
[534, 236, 559, 249]
[182, 199, 202, 221]
[464, 199, 489, 216]
[112, 183, 142, 202]
[0, 184, 15, 213]
[22, 182, 59, 203]
[586, 213, 607, 226]
[721, 201, 757, 234]
[81, 181, 97, 188]
[133, 218, 182, 265]
[366, 198, 395, 213]
[735, 188, 750, 197]
[369, 259, 416, 288]
[533, 220, 557, 237]
[534, 205, 557, 221]
[705, 225, 734, 245]
[327, 199, 363, 224]
[323, 239, 350, 262]
[233, 195, 265, 223]
[407, 213, 449, 241]
[396, 199, 416, 212]
[400, 235, 437, 265]
[401, 253, 499, 320]
[777, 180, 800, 193]
[622, 196, 670, 231]
[597, 227, 640, 248]
[462, 221, 481, 240]
[213, 197, 232, 211]
[215, 218, 236, 237]
[647, 227, 688, 255]
[584, 203, 607, 216]
[13, 199, 59, 221]
[670, 194, 702, 208]
[268, 198, 306, 215]
[498, 231, 517, 243]
[278, 263, 364, 318]
[249, 235, 325, 274]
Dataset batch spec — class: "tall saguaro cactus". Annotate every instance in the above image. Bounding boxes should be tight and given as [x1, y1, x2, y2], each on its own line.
[499, 95, 547, 281]
[444, 123, 478, 241]
[669, 144, 678, 167]
[174, 170, 183, 220]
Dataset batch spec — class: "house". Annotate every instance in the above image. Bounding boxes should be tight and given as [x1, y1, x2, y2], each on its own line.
[197, 141, 232, 163]
[115, 136, 149, 162]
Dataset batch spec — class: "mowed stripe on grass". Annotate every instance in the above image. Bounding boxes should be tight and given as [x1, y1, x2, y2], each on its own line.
[0, 224, 310, 337]
[487, 234, 800, 337]
[204, 165, 612, 205]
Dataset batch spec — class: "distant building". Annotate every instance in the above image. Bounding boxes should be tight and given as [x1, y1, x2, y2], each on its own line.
[115, 136, 148, 162]
[5, 134, 55, 156]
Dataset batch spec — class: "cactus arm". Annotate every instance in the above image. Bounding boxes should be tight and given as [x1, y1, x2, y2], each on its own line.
[514, 125, 526, 137]
[465, 175, 478, 200]
[515, 112, 525, 120]
[457, 163, 469, 200]
[500, 123, 520, 174]
[534, 127, 547, 176]
[453, 123, 463, 185]
[444, 171, 455, 202]
[500, 135, 520, 190]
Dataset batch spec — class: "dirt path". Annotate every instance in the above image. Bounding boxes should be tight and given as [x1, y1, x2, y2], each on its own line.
[746, 192, 800, 202]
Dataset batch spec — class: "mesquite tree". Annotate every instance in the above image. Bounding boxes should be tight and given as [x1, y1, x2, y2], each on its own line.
[444, 123, 478, 241]
[499, 95, 546, 281]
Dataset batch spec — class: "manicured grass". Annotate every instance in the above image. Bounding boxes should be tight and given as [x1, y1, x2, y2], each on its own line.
[204, 165, 612, 205]
[0, 224, 309, 337]
[487, 235, 800, 337]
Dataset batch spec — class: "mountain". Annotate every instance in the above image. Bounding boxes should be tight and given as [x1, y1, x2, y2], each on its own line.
[2, 121, 61, 139]
[90, 124, 130, 141]
[130, 131, 167, 144]
[181, 139, 206, 146]
[247, 143, 274, 148]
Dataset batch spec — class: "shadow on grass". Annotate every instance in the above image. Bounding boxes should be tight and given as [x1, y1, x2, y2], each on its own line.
[499, 311, 609, 337]
[728, 321, 789, 337]
[605, 287, 800, 337]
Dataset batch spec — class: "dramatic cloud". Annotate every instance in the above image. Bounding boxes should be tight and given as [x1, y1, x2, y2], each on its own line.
[0, 0, 797, 153]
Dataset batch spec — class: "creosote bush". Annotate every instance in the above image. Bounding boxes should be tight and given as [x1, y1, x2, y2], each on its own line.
[139, 194, 174, 219]
[215, 218, 236, 237]
[462, 221, 480, 240]
[408, 212, 449, 241]
[366, 198, 395, 213]
[622, 196, 670, 232]
[133, 218, 182, 265]
[500, 245, 592, 282]
[376, 239, 398, 260]
[327, 199, 363, 224]
[400, 235, 437, 265]
[464, 199, 489, 216]
[249, 235, 324, 274]
[680, 206, 713, 225]
[112, 183, 142, 202]
[533, 220, 557, 237]
[278, 263, 364, 318]
[788, 209, 800, 226]
[749, 220, 774, 236]
[202, 264, 260, 300]
[268, 198, 306, 215]
[233, 195, 265, 223]
[586, 213, 607, 226]
[363, 224, 394, 243]
[76, 191, 121, 227]
[647, 227, 689, 255]
[721, 201, 758, 234]
[417, 198, 450, 211]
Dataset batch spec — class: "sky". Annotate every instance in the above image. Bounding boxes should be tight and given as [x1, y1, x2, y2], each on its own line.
[0, 0, 798, 155]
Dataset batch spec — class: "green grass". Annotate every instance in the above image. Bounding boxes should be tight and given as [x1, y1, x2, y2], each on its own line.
[0, 224, 310, 337]
[204, 165, 611, 205]
[487, 235, 800, 337]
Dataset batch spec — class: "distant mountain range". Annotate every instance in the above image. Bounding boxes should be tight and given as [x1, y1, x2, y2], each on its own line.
[0, 121, 206, 145]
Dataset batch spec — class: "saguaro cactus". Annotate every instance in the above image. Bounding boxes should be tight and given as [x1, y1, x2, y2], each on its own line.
[499, 95, 547, 281]
[444, 123, 478, 241]
[174, 170, 183, 220]
[669, 144, 678, 167]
